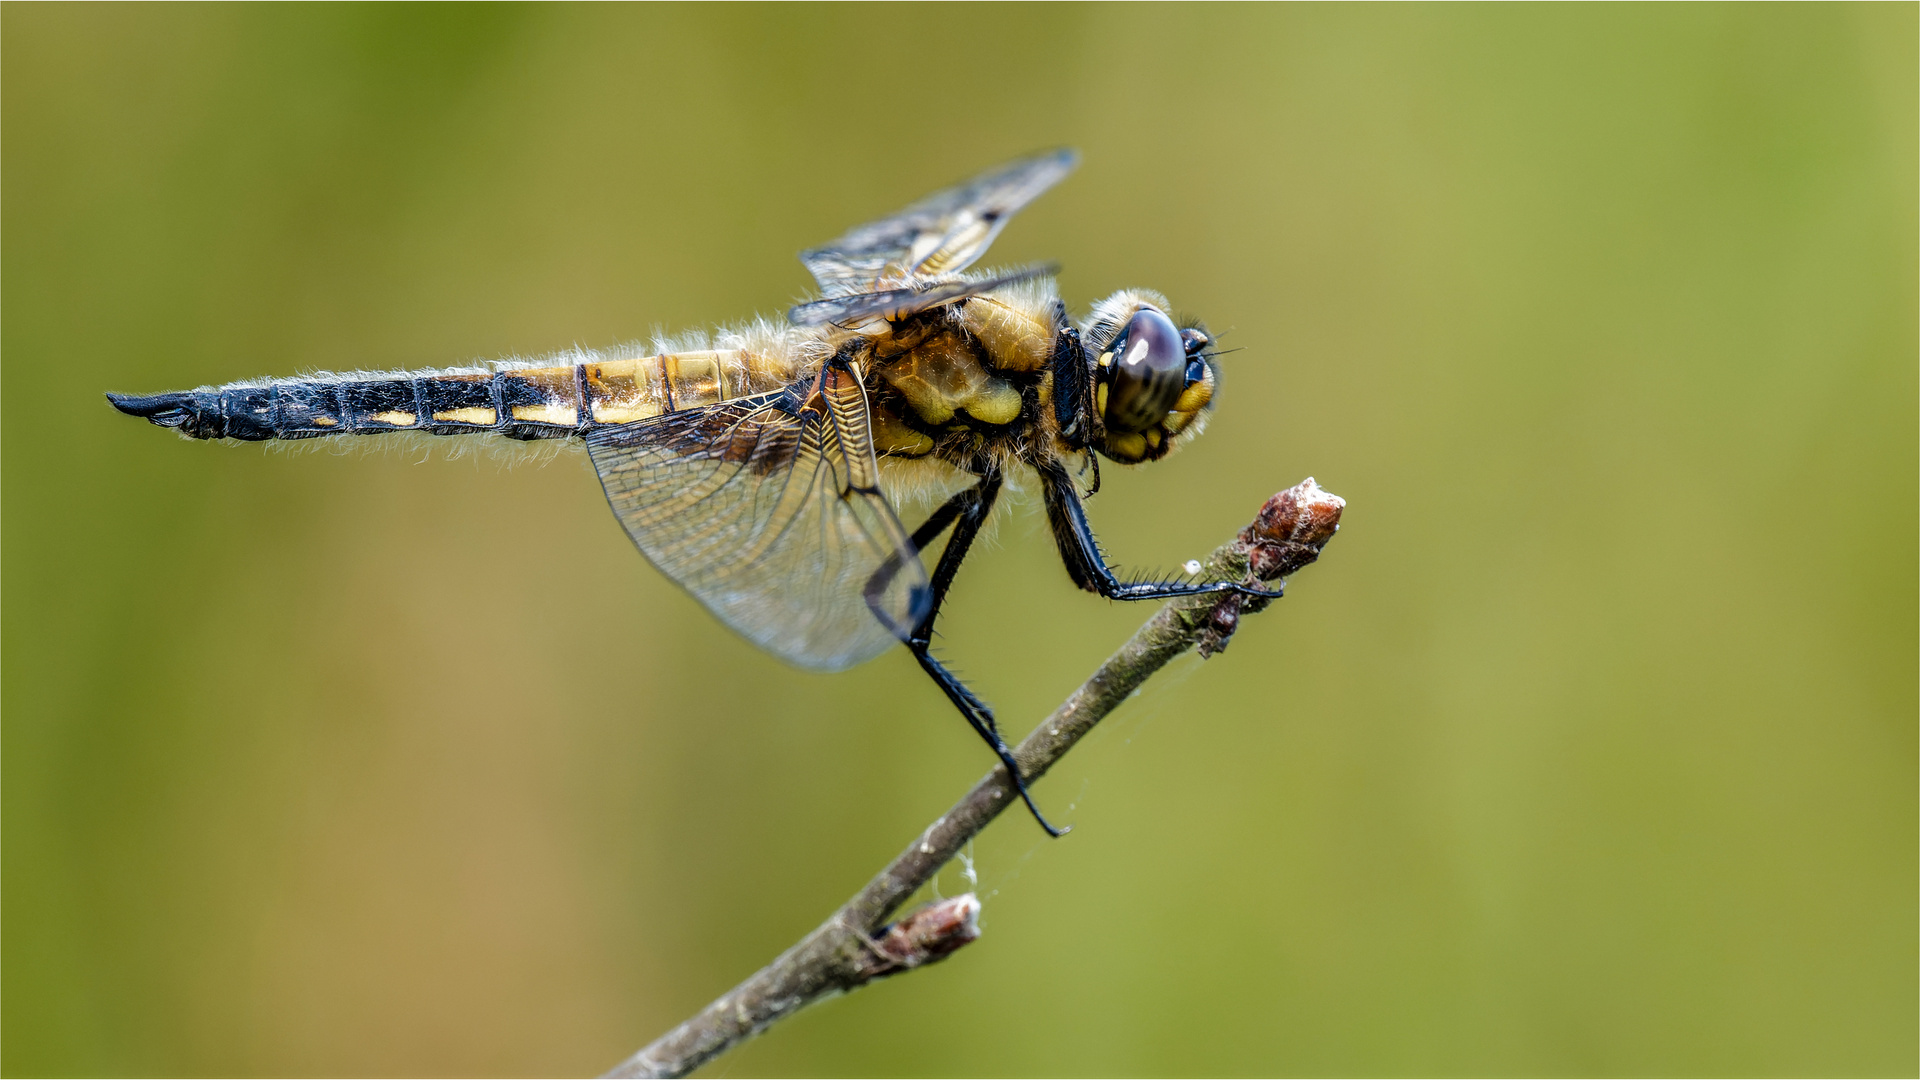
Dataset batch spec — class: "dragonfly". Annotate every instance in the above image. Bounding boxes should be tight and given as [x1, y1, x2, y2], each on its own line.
[108, 149, 1275, 836]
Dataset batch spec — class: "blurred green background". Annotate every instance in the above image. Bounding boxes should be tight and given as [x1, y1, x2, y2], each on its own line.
[4, 4, 1914, 1076]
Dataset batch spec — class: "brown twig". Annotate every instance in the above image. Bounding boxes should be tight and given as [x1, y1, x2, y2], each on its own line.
[603, 478, 1347, 1079]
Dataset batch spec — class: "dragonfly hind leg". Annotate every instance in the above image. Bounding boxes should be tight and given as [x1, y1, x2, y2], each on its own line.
[868, 471, 1070, 838]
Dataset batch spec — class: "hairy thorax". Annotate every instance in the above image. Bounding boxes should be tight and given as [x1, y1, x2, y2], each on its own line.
[865, 293, 1060, 461]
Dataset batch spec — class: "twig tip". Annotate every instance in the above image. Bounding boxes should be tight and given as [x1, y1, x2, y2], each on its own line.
[1244, 477, 1345, 580]
[869, 894, 982, 973]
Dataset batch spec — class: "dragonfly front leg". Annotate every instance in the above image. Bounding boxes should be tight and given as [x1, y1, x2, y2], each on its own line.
[1037, 461, 1284, 603]
[870, 471, 1069, 838]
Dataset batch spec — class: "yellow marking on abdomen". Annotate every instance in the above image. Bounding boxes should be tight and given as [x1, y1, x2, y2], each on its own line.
[511, 404, 577, 425]
[739, 347, 799, 392]
[591, 404, 664, 423]
[369, 411, 416, 426]
[585, 357, 667, 423]
[313, 416, 337, 427]
[663, 351, 728, 409]
[434, 407, 497, 425]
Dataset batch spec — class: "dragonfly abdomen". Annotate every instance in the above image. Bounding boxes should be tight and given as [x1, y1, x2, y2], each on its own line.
[109, 350, 778, 442]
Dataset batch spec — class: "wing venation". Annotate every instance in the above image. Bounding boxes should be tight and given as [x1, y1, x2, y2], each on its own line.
[788, 263, 1059, 328]
[799, 149, 1078, 301]
[585, 387, 929, 672]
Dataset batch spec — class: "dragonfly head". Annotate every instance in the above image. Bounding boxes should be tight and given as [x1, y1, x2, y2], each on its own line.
[1083, 290, 1217, 465]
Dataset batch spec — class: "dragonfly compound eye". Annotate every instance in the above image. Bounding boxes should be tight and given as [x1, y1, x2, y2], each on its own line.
[1101, 307, 1186, 435]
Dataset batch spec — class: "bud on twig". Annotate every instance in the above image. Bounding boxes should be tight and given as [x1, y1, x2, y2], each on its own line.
[1244, 476, 1345, 580]
[861, 894, 982, 978]
[1198, 477, 1345, 657]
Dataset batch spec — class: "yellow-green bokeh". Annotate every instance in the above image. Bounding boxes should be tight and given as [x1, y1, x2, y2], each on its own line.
[4, 5, 1913, 1076]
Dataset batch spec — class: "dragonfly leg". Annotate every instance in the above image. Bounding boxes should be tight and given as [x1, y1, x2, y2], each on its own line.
[1036, 460, 1285, 603]
[874, 471, 1069, 837]
[908, 474, 1001, 637]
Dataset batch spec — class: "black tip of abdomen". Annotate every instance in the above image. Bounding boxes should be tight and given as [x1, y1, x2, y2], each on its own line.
[106, 389, 226, 437]
[107, 390, 191, 425]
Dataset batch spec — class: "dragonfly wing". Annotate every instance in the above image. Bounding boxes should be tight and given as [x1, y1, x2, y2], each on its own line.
[788, 263, 1058, 328]
[799, 149, 1078, 300]
[585, 383, 930, 672]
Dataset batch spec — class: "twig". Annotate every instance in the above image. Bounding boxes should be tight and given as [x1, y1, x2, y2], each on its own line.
[603, 478, 1347, 1079]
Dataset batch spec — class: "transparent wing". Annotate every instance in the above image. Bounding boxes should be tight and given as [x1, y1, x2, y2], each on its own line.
[584, 375, 930, 673]
[799, 148, 1078, 300]
[788, 263, 1058, 328]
